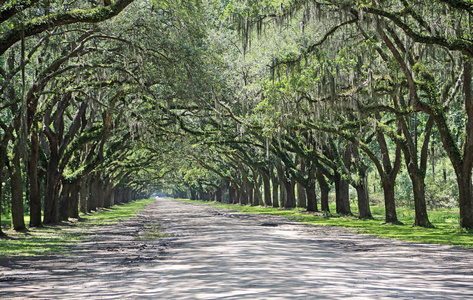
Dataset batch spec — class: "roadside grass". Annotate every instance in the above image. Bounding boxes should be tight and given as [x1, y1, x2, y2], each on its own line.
[174, 198, 473, 248]
[0, 198, 156, 258]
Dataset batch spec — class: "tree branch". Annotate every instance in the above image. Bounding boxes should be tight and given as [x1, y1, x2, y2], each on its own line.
[0, 0, 134, 55]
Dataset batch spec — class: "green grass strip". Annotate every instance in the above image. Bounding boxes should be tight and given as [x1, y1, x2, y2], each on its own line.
[174, 198, 473, 248]
[0, 198, 155, 258]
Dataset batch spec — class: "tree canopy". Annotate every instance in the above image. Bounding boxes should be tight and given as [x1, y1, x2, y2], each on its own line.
[1, 0, 473, 235]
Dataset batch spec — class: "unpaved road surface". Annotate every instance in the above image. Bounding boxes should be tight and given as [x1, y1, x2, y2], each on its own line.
[1, 198, 473, 299]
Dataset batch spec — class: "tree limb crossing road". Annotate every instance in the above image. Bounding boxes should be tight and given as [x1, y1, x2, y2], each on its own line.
[1, 197, 473, 299]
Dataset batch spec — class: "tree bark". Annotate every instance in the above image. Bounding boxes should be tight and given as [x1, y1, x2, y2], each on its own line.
[317, 169, 330, 212]
[381, 178, 400, 224]
[58, 183, 71, 221]
[297, 183, 307, 208]
[10, 141, 26, 231]
[409, 174, 433, 227]
[457, 166, 473, 228]
[306, 164, 318, 212]
[261, 169, 272, 206]
[29, 127, 42, 227]
[103, 178, 112, 208]
[285, 176, 296, 209]
[350, 145, 372, 219]
[457, 58, 473, 228]
[97, 176, 105, 208]
[0, 167, 4, 236]
[228, 185, 236, 204]
[376, 128, 402, 224]
[87, 176, 99, 212]
[69, 183, 80, 218]
[334, 172, 351, 215]
[79, 177, 88, 213]
[354, 177, 372, 219]
[296, 158, 307, 208]
[270, 166, 279, 208]
[276, 163, 287, 207]
[44, 149, 61, 224]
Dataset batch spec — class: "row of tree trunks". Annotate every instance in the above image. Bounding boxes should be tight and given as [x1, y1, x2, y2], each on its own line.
[188, 156, 374, 218]
[3, 169, 139, 230]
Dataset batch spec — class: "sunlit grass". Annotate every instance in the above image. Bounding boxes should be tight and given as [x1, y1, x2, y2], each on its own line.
[174, 198, 473, 248]
[0, 198, 156, 257]
[77, 198, 155, 226]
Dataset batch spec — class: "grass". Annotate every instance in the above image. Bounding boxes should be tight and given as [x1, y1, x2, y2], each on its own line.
[133, 223, 170, 241]
[173, 198, 473, 248]
[0, 198, 156, 258]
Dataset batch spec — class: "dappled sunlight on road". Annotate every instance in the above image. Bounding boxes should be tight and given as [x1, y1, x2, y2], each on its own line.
[1, 197, 473, 299]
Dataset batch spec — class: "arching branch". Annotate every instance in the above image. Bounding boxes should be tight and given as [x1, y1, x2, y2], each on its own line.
[0, 0, 134, 55]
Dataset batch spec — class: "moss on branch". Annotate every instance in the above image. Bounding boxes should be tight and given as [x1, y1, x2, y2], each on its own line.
[0, 0, 134, 55]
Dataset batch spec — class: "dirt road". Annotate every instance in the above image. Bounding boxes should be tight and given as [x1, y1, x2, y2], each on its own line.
[1, 197, 473, 299]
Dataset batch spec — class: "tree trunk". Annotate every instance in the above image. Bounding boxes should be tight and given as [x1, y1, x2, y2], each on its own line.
[334, 172, 351, 215]
[0, 167, 4, 236]
[239, 181, 248, 205]
[409, 174, 432, 227]
[350, 145, 372, 219]
[276, 164, 287, 207]
[261, 169, 272, 206]
[253, 174, 262, 206]
[10, 142, 26, 231]
[216, 186, 223, 202]
[248, 180, 256, 206]
[457, 167, 473, 228]
[376, 128, 402, 225]
[297, 183, 307, 208]
[296, 157, 307, 208]
[244, 181, 252, 205]
[87, 176, 98, 212]
[228, 185, 236, 204]
[270, 166, 279, 208]
[456, 59, 473, 228]
[285, 177, 296, 209]
[306, 164, 318, 212]
[97, 177, 105, 208]
[355, 177, 372, 219]
[58, 183, 71, 221]
[109, 187, 115, 206]
[103, 179, 112, 208]
[79, 178, 88, 214]
[69, 183, 80, 219]
[317, 169, 330, 212]
[44, 145, 61, 224]
[381, 178, 400, 224]
[29, 127, 41, 227]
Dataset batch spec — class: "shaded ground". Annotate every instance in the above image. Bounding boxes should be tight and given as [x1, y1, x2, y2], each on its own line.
[1, 197, 473, 299]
